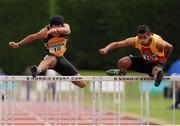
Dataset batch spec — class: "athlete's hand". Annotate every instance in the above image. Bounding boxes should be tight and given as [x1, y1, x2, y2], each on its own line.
[9, 42, 19, 48]
[99, 48, 108, 55]
[47, 28, 59, 35]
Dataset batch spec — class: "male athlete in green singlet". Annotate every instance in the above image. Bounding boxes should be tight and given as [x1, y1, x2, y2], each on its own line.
[9, 15, 86, 88]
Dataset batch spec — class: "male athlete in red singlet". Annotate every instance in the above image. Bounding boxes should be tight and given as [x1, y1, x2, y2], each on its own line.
[9, 15, 86, 88]
[99, 25, 173, 87]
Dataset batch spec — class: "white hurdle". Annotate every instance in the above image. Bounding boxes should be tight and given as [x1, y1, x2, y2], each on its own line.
[1, 76, 179, 81]
[0, 80, 16, 126]
[0, 76, 179, 125]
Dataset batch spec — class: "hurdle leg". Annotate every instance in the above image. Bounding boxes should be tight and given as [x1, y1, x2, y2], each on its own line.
[4, 81, 8, 125]
[75, 86, 79, 126]
[54, 82, 58, 126]
[122, 84, 125, 118]
[172, 82, 176, 124]
[42, 81, 46, 120]
[79, 89, 84, 118]
[58, 82, 62, 126]
[45, 82, 49, 122]
[113, 81, 117, 125]
[11, 81, 15, 126]
[140, 83, 144, 125]
[117, 81, 121, 125]
[145, 84, 150, 125]
[98, 80, 103, 125]
[92, 80, 96, 126]
[69, 82, 72, 125]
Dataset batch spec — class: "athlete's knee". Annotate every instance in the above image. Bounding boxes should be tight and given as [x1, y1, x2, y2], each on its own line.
[152, 66, 163, 76]
[73, 74, 86, 88]
[48, 56, 57, 67]
[50, 56, 57, 63]
[72, 81, 86, 88]
[118, 56, 132, 68]
[79, 81, 86, 88]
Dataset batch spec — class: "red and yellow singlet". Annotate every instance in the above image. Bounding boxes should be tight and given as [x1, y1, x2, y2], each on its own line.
[135, 34, 166, 64]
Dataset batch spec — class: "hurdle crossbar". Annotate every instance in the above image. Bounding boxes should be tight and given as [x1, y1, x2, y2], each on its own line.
[0, 75, 179, 125]
[0, 76, 179, 81]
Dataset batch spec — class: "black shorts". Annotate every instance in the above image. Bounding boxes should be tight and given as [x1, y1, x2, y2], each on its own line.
[129, 55, 163, 76]
[51, 56, 79, 76]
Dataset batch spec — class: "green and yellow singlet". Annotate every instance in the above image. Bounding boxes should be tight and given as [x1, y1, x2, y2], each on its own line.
[44, 26, 69, 57]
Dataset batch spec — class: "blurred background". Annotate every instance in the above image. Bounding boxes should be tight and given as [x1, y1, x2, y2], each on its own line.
[0, 0, 180, 74]
[0, 0, 180, 125]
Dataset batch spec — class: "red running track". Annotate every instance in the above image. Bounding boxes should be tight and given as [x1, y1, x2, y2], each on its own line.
[0, 101, 158, 125]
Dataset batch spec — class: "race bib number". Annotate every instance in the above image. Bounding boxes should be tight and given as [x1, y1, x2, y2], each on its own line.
[143, 54, 158, 62]
[45, 37, 68, 57]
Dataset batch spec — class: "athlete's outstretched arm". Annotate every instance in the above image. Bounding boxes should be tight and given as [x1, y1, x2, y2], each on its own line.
[99, 37, 135, 55]
[156, 37, 173, 63]
[9, 28, 47, 48]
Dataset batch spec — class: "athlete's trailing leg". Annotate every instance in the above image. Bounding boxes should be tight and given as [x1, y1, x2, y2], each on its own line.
[106, 56, 131, 76]
[31, 55, 57, 77]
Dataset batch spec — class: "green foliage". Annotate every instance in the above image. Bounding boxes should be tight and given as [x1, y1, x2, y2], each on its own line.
[0, 0, 49, 74]
[57, 0, 180, 70]
[0, 0, 180, 74]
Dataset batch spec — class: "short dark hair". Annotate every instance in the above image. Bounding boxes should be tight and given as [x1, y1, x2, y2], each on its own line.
[137, 25, 150, 35]
[50, 15, 64, 27]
